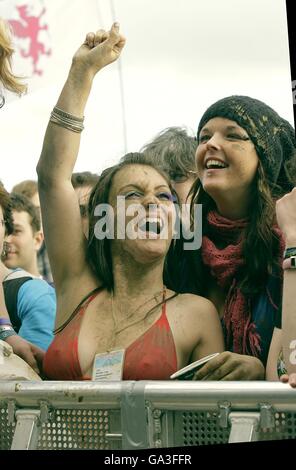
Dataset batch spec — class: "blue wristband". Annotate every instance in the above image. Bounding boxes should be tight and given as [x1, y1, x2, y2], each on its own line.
[0, 317, 12, 326]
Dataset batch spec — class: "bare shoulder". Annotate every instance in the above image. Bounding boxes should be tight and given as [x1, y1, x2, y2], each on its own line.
[167, 291, 219, 330]
[173, 293, 218, 317]
[166, 291, 222, 355]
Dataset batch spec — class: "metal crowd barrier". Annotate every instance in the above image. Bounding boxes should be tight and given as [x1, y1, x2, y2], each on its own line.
[0, 381, 296, 450]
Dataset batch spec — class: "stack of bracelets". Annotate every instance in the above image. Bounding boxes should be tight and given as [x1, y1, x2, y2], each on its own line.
[283, 247, 296, 270]
[0, 318, 16, 342]
[50, 106, 84, 133]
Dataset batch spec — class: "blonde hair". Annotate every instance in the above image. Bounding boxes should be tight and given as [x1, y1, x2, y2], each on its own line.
[0, 18, 27, 96]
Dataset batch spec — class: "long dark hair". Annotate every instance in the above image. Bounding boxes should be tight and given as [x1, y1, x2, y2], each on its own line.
[189, 158, 296, 295]
[0, 183, 13, 235]
[87, 152, 174, 291]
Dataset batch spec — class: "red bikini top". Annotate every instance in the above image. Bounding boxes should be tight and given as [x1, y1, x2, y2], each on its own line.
[43, 288, 178, 380]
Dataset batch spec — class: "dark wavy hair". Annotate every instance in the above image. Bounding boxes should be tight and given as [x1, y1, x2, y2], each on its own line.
[0, 182, 13, 235]
[188, 94, 296, 296]
[189, 158, 296, 296]
[86, 152, 174, 291]
[10, 192, 41, 233]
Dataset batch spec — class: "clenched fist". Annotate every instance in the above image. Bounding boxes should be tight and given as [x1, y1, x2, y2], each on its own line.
[72, 23, 126, 78]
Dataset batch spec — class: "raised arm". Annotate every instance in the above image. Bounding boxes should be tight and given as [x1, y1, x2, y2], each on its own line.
[275, 188, 296, 377]
[37, 23, 126, 294]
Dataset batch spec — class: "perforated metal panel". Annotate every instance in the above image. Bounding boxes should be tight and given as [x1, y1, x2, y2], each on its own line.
[173, 410, 296, 446]
[37, 409, 121, 450]
[175, 411, 230, 446]
[0, 406, 15, 450]
[2, 403, 296, 449]
[0, 406, 122, 450]
[259, 412, 296, 441]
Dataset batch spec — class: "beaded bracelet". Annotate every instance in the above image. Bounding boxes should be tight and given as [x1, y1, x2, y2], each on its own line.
[0, 324, 17, 341]
[0, 330, 17, 341]
[284, 247, 296, 259]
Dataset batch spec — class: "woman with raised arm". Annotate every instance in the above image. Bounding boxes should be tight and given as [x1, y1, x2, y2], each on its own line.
[38, 24, 224, 381]
[168, 95, 296, 381]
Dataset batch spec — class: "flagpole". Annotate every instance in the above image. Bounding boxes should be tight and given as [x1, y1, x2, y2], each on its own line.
[108, 0, 128, 154]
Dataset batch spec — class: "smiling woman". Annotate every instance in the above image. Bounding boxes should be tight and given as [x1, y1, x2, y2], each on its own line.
[197, 117, 259, 219]
[169, 94, 296, 381]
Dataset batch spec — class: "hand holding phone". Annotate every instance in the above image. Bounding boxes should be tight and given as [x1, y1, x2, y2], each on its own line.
[170, 353, 220, 380]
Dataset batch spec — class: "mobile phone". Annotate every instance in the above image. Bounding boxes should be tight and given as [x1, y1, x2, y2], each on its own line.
[170, 352, 220, 380]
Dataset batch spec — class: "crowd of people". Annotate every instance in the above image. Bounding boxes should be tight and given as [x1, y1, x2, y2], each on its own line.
[1, 19, 296, 386]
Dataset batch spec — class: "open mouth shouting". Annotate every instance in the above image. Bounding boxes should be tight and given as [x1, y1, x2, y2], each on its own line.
[137, 217, 166, 239]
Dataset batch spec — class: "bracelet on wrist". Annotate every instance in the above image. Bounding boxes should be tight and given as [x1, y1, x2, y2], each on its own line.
[0, 317, 12, 326]
[284, 247, 296, 259]
[49, 106, 85, 133]
[282, 256, 296, 270]
[0, 324, 14, 331]
[0, 329, 17, 341]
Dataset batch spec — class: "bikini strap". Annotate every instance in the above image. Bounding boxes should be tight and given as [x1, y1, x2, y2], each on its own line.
[161, 288, 178, 315]
[54, 286, 104, 334]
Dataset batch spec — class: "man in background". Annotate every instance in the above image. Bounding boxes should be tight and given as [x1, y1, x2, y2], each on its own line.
[141, 127, 198, 205]
[4, 193, 43, 277]
[12, 180, 52, 283]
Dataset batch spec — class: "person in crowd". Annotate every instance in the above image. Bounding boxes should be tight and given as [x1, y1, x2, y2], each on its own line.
[139, 127, 198, 205]
[265, 187, 296, 387]
[0, 17, 26, 106]
[4, 193, 44, 277]
[0, 18, 46, 372]
[71, 171, 100, 236]
[12, 180, 53, 283]
[169, 95, 296, 381]
[0, 185, 55, 370]
[1, 191, 56, 350]
[37, 24, 225, 381]
[12, 180, 40, 208]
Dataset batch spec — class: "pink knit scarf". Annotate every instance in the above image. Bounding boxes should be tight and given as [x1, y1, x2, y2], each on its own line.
[202, 210, 283, 356]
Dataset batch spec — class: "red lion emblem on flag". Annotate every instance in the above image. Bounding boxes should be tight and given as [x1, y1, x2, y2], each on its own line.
[8, 4, 51, 76]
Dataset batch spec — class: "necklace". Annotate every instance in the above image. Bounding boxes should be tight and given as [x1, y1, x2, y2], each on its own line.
[108, 286, 166, 349]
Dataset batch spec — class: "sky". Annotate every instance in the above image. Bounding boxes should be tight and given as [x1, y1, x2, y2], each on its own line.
[0, 0, 293, 190]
